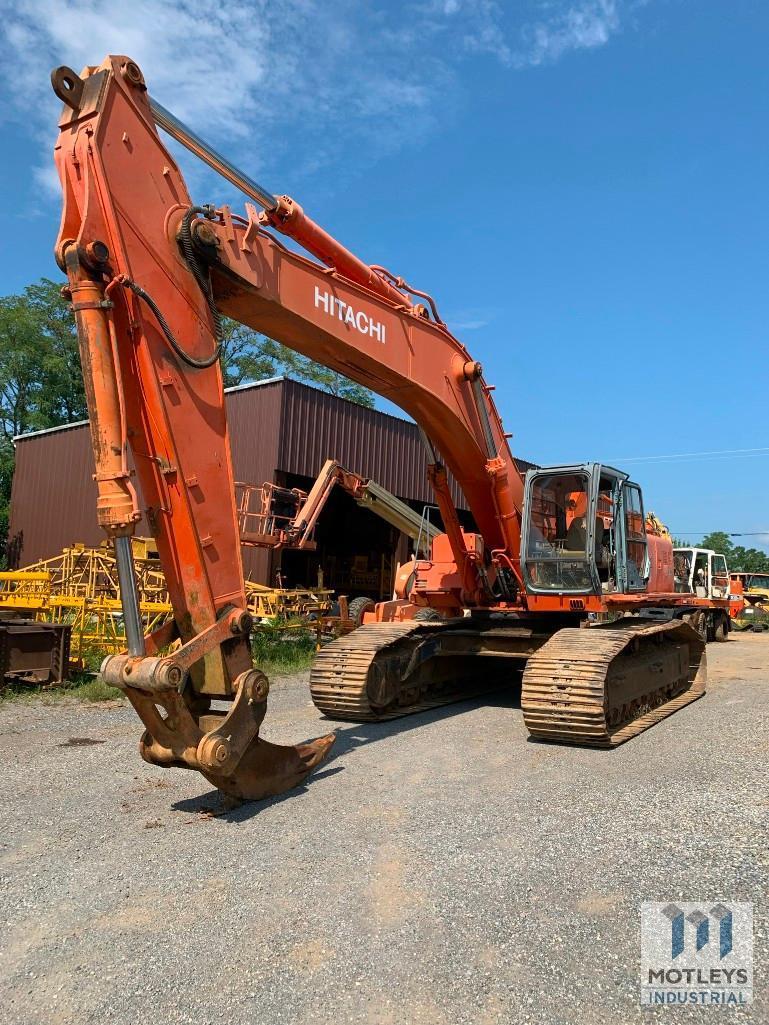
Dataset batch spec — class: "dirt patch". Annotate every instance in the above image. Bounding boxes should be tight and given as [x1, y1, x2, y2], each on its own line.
[57, 737, 105, 747]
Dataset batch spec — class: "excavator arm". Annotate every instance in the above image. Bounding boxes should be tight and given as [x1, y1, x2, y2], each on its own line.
[53, 58, 334, 799]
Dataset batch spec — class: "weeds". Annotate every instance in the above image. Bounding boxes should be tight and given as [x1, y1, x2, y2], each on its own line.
[0, 672, 123, 705]
[251, 622, 317, 674]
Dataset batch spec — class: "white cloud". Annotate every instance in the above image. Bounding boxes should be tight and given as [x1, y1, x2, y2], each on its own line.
[32, 163, 60, 200]
[422, 0, 627, 68]
[519, 0, 621, 67]
[447, 310, 492, 331]
[0, 0, 450, 201]
[0, 0, 641, 209]
[451, 318, 489, 331]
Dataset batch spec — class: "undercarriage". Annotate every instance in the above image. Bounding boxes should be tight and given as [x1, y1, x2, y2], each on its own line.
[310, 616, 706, 746]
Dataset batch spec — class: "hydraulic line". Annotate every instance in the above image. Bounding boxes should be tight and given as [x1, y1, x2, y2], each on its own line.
[114, 536, 145, 657]
[472, 377, 498, 459]
[117, 205, 223, 370]
[150, 99, 411, 309]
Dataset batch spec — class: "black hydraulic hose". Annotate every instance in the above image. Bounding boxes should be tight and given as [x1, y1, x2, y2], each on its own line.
[118, 205, 223, 370]
[177, 205, 223, 345]
[119, 275, 221, 370]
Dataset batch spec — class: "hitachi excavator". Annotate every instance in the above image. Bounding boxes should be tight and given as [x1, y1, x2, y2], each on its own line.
[51, 56, 707, 801]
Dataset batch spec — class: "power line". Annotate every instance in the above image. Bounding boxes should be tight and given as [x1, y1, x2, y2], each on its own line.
[674, 531, 769, 537]
[611, 446, 769, 465]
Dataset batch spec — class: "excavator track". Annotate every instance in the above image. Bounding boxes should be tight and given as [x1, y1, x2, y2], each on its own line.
[311, 622, 423, 720]
[310, 619, 532, 721]
[521, 619, 706, 747]
[311, 617, 706, 745]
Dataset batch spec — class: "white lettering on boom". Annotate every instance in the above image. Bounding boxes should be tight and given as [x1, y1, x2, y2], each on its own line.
[314, 286, 386, 343]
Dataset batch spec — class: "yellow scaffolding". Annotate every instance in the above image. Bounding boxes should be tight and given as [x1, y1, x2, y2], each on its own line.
[0, 542, 172, 664]
[0, 542, 335, 664]
[245, 581, 333, 621]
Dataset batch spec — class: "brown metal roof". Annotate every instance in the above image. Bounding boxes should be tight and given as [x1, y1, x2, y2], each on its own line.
[277, 378, 455, 506]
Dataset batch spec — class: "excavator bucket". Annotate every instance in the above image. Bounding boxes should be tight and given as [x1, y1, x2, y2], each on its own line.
[200, 734, 336, 801]
[122, 671, 335, 802]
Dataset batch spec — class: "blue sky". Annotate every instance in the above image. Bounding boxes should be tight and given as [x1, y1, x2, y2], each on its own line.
[1, 0, 767, 547]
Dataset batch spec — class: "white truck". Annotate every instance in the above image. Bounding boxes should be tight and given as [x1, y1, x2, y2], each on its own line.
[672, 546, 732, 640]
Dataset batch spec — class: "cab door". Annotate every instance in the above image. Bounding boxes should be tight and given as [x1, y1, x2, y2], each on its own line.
[710, 553, 729, 599]
[617, 481, 648, 592]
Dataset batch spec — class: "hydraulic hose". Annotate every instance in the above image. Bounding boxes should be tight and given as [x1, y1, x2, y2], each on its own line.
[117, 205, 223, 370]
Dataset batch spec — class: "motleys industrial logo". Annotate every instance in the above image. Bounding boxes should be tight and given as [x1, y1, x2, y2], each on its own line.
[641, 902, 753, 1007]
[314, 286, 387, 343]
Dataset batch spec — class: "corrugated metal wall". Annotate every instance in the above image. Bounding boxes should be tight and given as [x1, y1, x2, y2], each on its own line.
[276, 378, 462, 506]
[8, 378, 477, 573]
[10, 422, 108, 565]
[226, 380, 283, 581]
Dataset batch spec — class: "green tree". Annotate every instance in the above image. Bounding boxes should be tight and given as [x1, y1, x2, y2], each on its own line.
[25, 279, 88, 425]
[0, 279, 86, 439]
[0, 442, 13, 563]
[219, 319, 276, 387]
[219, 318, 374, 407]
[697, 531, 769, 572]
[0, 279, 88, 564]
[729, 546, 769, 573]
[699, 532, 734, 559]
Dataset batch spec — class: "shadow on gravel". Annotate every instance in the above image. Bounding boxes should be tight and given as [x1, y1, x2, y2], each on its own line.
[170, 683, 523, 821]
[171, 764, 348, 822]
[323, 685, 521, 763]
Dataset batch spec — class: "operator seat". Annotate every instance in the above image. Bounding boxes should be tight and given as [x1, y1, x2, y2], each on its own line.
[565, 516, 607, 564]
[565, 516, 587, 551]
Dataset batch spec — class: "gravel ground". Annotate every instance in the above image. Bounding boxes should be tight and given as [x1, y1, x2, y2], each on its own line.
[1, 632, 767, 1025]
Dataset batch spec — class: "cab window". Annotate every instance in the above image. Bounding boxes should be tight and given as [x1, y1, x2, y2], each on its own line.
[525, 472, 594, 591]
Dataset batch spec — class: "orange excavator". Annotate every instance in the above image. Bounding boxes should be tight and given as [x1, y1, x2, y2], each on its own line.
[52, 56, 709, 800]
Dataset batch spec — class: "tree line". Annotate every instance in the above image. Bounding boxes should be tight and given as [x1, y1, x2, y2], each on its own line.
[694, 532, 769, 574]
[0, 278, 373, 565]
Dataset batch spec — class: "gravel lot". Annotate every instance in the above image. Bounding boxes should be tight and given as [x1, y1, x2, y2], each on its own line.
[1, 633, 767, 1025]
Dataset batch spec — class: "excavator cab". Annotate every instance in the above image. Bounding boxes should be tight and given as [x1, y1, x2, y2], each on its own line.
[520, 463, 649, 596]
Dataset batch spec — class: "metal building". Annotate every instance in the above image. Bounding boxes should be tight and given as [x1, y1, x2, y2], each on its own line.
[9, 377, 534, 597]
